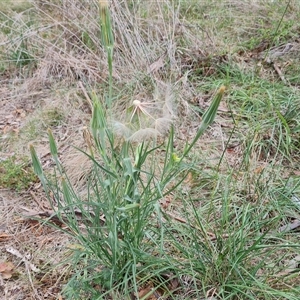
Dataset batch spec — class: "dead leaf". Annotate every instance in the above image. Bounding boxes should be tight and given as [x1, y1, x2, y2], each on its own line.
[3, 125, 12, 134]
[6, 246, 41, 273]
[137, 285, 153, 299]
[167, 277, 180, 291]
[278, 220, 300, 233]
[254, 165, 265, 174]
[0, 261, 15, 279]
[184, 172, 193, 185]
[0, 232, 11, 242]
[159, 195, 173, 209]
[15, 108, 26, 118]
[0, 262, 14, 272]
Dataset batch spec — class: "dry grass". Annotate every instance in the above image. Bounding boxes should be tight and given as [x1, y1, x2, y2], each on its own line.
[1, 0, 300, 299]
[0, 190, 71, 299]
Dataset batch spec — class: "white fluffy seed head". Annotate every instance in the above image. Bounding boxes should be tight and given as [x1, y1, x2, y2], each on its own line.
[133, 100, 141, 107]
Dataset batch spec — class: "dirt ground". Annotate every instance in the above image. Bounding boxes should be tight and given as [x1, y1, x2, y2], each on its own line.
[0, 80, 93, 299]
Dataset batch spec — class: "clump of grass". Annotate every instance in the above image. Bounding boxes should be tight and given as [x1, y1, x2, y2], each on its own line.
[9, 40, 35, 67]
[30, 81, 224, 297]
[166, 167, 300, 299]
[43, 108, 65, 127]
[0, 0, 32, 14]
[0, 155, 37, 191]
[17, 108, 65, 147]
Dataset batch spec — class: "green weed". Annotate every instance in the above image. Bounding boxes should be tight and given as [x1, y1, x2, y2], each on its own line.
[0, 0, 32, 14]
[0, 156, 37, 191]
[10, 42, 34, 67]
[30, 83, 224, 297]
[44, 108, 65, 127]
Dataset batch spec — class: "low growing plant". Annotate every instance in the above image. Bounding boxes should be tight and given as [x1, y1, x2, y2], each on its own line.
[0, 155, 37, 191]
[29, 2, 226, 297]
[30, 85, 225, 297]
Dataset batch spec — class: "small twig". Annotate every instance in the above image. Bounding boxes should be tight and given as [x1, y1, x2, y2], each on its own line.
[6, 246, 42, 299]
[272, 62, 287, 84]
[30, 191, 46, 211]
[21, 206, 64, 226]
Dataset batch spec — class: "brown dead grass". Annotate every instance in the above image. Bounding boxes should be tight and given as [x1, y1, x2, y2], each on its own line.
[1, 0, 300, 298]
[0, 189, 72, 299]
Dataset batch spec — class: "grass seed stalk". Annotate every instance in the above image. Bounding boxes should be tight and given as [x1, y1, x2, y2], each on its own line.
[99, 0, 114, 103]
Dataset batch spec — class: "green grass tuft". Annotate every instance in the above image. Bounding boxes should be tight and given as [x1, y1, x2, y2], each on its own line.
[0, 156, 38, 191]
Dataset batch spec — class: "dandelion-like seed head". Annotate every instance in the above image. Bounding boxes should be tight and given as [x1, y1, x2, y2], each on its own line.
[133, 100, 141, 107]
[113, 85, 176, 142]
[112, 121, 132, 138]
